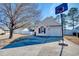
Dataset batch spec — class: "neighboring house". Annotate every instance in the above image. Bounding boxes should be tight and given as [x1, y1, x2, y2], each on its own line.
[34, 17, 62, 36]
[0, 28, 5, 35]
[73, 26, 79, 37]
[64, 29, 73, 35]
[73, 26, 79, 33]
[64, 25, 79, 36]
[14, 28, 34, 35]
[21, 28, 34, 35]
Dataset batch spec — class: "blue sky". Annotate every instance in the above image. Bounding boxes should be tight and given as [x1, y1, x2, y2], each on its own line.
[39, 3, 79, 20]
[0, 3, 79, 30]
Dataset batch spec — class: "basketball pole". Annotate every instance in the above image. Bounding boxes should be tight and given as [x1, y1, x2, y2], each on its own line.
[61, 13, 64, 43]
[55, 3, 68, 56]
[59, 13, 68, 45]
[59, 13, 68, 56]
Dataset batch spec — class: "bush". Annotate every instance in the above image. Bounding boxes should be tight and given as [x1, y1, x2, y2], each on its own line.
[73, 32, 76, 36]
[78, 33, 79, 38]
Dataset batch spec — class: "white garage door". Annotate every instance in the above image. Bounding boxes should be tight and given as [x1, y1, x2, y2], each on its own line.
[47, 27, 62, 36]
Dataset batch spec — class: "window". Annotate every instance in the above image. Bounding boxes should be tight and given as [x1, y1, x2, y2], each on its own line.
[38, 26, 46, 34]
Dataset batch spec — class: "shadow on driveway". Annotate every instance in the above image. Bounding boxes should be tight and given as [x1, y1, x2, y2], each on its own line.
[2, 36, 62, 49]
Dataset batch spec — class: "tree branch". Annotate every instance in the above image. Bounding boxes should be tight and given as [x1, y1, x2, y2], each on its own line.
[13, 23, 27, 30]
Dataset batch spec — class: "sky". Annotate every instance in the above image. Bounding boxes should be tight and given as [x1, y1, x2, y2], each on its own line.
[0, 3, 79, 21]
[0, 3, 79, 30]
[39, 3, 79, 20]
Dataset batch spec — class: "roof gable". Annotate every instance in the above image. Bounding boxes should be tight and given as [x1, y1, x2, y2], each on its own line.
[43, 17, 60, 25]
[37, 17, 61, 26]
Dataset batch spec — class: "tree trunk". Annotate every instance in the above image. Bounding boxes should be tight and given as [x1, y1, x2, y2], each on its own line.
[72, 16, 74, 29]
[73, 18, 75, 29]
[9, 29, 13, 39]
[73, 19, 74, 29]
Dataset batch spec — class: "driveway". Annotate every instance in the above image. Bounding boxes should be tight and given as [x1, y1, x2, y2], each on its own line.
[0, 39, 79, 56]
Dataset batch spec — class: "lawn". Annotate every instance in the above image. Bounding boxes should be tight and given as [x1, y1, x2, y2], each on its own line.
[0, 33, 27, 49]
[64, 36, 79, 45]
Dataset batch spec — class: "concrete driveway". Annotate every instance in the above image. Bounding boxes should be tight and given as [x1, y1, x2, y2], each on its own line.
[0, 39, 79, 56]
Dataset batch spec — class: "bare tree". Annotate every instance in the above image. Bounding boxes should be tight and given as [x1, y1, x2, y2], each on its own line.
[0, 3, 40, 39]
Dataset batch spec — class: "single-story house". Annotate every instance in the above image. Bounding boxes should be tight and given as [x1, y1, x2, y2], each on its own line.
[0, 28, 5, 35]
[14, 28, 34, 35]
[63, 25, 79, 36]
[73, 26, 79, 37]
[73, 26, 79, 33]
[34, 17, 62, 36]
[64, 29, 73, 35]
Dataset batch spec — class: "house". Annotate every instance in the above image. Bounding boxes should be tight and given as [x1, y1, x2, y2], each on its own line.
[0, 28, 5, 35]
[14, 28, 34, 35]
[73, 26, 79, 37]
[21, 28, 34, 35]
[64, 29, 73, 35]
[73, 26, 79, 33]
[34, 17, 62, 36]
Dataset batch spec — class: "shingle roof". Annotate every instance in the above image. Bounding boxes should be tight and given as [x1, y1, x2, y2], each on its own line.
[36, 16, 61, 27]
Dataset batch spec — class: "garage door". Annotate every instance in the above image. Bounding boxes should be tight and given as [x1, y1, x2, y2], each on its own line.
[47, 27, 62, 36]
